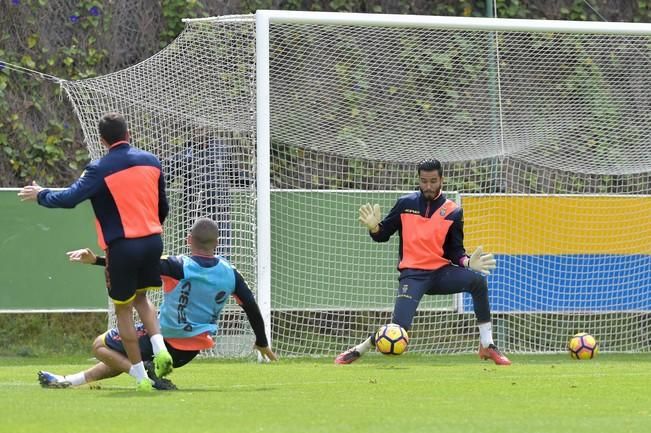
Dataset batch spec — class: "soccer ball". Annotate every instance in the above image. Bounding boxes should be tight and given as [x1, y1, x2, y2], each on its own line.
[567, 332, 599, 360]
[375, 324, 409, 355]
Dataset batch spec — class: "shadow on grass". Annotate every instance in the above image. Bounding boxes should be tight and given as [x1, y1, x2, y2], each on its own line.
[88, 385, 278, 396]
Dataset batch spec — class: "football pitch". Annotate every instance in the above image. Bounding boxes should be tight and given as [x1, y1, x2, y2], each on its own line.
[1, 353, 649, 433]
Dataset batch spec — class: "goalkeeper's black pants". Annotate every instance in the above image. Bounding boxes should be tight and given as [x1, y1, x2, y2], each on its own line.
[390, 266, 490, 330]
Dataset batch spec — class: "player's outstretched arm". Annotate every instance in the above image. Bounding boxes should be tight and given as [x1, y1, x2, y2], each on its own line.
[466, 246, 497, 275]
[233, 269, 278, 362]
[66, 248, 99, 265]
[255, 345, 278, 362]
[17, 181, 43, 202]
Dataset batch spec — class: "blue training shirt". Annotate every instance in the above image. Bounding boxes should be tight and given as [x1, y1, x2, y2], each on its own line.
[159, 255, 236, 338]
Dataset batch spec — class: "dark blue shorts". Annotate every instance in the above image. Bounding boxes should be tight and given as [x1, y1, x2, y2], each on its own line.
[391, 266, 490, 329]
[104, 323, 156, 361]
[102, 323, 199, 368]
[105, 234, 163, 303]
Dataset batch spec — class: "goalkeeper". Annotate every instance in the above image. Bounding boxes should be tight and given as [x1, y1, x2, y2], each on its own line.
[335, 159, 511, 366]
[38, 218, 277, 390]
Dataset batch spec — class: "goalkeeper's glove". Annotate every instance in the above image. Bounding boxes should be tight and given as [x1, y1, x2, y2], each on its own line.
[466, 246, 496, 275]
[359, 203, 381, 233]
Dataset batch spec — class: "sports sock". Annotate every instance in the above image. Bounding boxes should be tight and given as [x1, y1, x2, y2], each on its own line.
[129, 362, 148, 381]
[64, 372, 86, 386]
[150, 334, 166, 355]
[478, 322, 494, 348]
[354, 337, 373, 354]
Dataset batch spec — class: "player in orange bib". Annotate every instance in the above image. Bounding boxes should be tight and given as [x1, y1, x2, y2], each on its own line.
[335, 159, 510, 366]
[19, 113, 171, 391]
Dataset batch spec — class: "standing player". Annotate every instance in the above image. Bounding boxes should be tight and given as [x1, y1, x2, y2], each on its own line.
[38, 218, 277, 390]
[335, 159, 511, 366]
[18, 112, 172, 391]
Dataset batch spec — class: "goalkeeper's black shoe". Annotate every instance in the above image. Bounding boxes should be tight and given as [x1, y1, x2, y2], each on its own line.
[144, 361, 178, 391]
[334, 348, 361, 365]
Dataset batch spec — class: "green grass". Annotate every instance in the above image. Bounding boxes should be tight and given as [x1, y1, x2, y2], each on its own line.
[1, 353, 650, 433]
[0, 313, 106, 357]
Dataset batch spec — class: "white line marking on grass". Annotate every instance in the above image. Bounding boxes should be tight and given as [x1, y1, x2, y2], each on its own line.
[0, 382, 40, 387]
[2, 369, 648, 391]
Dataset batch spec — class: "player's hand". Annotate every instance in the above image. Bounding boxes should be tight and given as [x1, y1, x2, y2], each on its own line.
[255, 345, 278, 362]
[468, 246, 496, 275]
[66, 248, 98, 265]
[359, 203, 381, 233]
[17, 181, 43, 202]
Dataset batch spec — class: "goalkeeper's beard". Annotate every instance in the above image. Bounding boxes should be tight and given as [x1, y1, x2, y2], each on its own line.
[420, 186, 441, 201]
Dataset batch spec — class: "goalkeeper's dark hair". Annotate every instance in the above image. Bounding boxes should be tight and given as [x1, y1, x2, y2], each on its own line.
[417, 158, 443, 176]
[98, 112, 128, 145]
[190, 218, 220, 250]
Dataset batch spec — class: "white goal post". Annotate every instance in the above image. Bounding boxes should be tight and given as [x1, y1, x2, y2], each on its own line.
[61, 11, 651, 356]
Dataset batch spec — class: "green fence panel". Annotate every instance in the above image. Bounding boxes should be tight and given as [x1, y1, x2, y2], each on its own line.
[1, 188, 457, 311]
[271, 190, 458, 311]
[0, 189, 106, 310]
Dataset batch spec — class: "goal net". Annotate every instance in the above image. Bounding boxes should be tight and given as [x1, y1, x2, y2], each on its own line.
[61, 12, 651, 356]
[61, 15, 259, 356]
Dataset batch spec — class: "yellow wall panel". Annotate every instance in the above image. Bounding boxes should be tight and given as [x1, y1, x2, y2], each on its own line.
[462, 196, 651, 255]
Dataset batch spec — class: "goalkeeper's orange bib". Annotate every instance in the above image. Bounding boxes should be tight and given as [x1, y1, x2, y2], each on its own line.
[398, 199, 458, 271]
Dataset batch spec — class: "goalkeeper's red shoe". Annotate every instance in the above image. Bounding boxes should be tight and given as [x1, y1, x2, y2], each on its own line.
[479, 344, 512, 366]
[334, 348, 361, 365]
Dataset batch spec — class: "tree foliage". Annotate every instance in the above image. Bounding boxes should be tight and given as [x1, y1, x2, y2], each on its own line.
[1, 0, 649, 186]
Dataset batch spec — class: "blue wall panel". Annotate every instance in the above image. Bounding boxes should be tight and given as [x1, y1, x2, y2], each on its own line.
[463, 255, 651, 312]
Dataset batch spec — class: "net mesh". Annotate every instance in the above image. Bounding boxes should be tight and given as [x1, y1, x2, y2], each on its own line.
[61, 14, 651, 356]
[61, 16, 258, 356]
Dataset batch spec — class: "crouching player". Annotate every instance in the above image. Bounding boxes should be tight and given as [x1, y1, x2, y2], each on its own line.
[39, 218, 277, 390]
